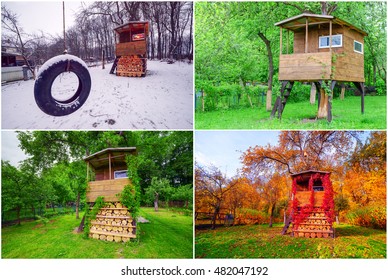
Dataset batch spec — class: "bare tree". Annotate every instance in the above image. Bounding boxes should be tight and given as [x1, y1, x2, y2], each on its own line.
[2, 6, 36, 78]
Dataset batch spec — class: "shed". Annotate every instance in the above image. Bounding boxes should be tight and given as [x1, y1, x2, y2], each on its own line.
[271, 14, 368, 121]
[85, 147, 136, 202]
[110, 21, 149, 77]
[282, 170, 335, 238]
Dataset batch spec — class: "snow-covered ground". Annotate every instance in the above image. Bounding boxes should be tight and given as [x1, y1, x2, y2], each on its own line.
[1, 60, 193, 129]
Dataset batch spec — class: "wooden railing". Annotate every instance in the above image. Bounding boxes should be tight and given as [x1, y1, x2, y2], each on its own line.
[295, 191, 324, 207]
[86, 178, 131, 202]
[279, 52, 332, 81]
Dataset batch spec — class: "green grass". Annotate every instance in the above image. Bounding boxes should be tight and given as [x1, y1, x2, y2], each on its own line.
[195, 223, 386, 258]
[195, 96, 386, 129]
[1, 207, 193, 259]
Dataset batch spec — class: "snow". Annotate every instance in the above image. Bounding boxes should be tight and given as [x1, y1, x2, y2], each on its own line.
[1, 60, 193, 129]
[37, 54, 89, 77]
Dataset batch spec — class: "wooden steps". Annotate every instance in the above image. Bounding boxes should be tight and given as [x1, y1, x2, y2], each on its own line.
[88, 201, 136, 242]
[292, 207, 334, 238]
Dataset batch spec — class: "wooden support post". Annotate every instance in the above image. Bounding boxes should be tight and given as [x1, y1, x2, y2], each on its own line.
[280, 27, 283, 55]
[329, 20, 332, 52]
[305, 18, 309, 53]
[327, 80, 336, 122]
[108, 153, 112, 180]
[287, 30, 289, 54]
[354, 82, 365, 114]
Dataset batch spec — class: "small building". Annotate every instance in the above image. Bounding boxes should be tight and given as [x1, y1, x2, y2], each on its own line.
[83, 147, 137, 242]
[282, 170, 335, 238]
[110, 21, 149, 77]
[271, 14, 368, 121]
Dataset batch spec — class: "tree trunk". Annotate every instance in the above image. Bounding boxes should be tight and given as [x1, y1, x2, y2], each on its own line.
[154, 192, 159, 212]
[16, 206, 21, 225]
[310, 83, 316, 104]
[268, 203, 275, 228]
[76, 192, 80, 219]
[212, 205, 220, 229]
[340, 84, 345, 100]
[258, 32, 274, 111]
[317, 88, 329, 118]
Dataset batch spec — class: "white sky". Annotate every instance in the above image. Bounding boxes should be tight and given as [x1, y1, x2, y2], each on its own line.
[195, 130, 280, 178]
[2, 1, 84, 37]
[1, 130, 29, 167]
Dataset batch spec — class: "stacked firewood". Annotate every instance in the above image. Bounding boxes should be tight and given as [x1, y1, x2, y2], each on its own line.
[116, 55, 145, 77]
[89, 202, 136, 242]
[293, 208, 333, 238]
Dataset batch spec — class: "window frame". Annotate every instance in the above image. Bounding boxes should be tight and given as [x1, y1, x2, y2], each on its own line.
[354, 40, 363, 54]
[318, 34, 343, 49]
[114, 170, 128, 179]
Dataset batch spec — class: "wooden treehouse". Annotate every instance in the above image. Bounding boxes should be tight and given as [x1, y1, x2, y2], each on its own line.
[282, 170, 335, 238]
[110, 21, 149, 77]
[271, 13, 368, 122]
[84, 147, 137, 242]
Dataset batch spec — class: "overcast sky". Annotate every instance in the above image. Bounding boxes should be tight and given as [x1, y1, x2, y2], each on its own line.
[2, 1, 83, 37]
[1, 131, 29, 167]
[195, 131, 280, 178]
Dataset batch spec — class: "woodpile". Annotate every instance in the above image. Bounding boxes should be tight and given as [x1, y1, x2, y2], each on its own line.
[116, 55, 146, 77]
[89, 202, 136, 242]
[293, 208, 333, 238]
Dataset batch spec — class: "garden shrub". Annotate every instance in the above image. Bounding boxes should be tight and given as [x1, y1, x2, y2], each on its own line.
[346, 206, 386, 229]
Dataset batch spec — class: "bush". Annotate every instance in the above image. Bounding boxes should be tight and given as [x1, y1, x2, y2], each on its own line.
[375, 79, 386, 96]
[234, 209, 266, 225]
[346, 206, 386, 229]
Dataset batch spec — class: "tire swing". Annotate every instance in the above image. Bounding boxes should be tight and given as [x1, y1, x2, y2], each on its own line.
[34, 54, 91, 116]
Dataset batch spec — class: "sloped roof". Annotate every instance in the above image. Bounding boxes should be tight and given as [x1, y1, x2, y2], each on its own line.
[114, 21, 149, 35]
[84, 147, 136, 169]
[275, 13, 367, 36]
[291, 170, 331, 177]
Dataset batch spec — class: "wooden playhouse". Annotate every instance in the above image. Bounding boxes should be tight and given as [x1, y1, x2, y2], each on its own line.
[271, 13, 368, 121]
[110, 21, 149, 77]
[282, 170, 335, 238]
[84, 147, 137, 242]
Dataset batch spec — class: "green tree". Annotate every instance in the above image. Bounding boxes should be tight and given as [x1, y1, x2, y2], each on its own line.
[145, 177, 172, 211]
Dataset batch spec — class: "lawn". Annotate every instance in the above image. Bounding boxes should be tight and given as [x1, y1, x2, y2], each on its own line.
[1, 207, 193, 259]
[195, 223, 386, 258]
[195, 96, 386, 129]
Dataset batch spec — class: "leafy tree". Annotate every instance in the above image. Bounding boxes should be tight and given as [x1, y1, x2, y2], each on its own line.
[145, 177, 172, 212]
[334, 195, 350, 224]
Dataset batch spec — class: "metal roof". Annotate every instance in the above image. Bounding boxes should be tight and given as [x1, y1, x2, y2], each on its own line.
[275, 13, 368, 36]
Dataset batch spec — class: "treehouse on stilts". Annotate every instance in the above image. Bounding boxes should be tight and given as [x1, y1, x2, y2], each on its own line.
[110, 21, 149, 77]
[271, 14, 368, 122]
[80, 147, 137, 242]
[281, 170, 335, 238]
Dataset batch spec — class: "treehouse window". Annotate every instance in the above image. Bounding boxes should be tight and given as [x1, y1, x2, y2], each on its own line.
[313, 186, 324, 192]
[132, 33, 145, 41]
[354, 40, 363, 54]
[114, 170, 128, 179]
[319, 34, 343, 48]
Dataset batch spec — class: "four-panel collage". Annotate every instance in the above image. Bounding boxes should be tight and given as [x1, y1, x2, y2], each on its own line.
[1, 0, 386, 272]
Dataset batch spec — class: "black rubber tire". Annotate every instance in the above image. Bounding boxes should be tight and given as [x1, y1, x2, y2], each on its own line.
[34, 56, 91, 116]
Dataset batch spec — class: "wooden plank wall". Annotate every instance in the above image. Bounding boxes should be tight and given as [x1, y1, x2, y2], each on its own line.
[86, 178, 131, 202]
[95, 164, 127, 181]
[286, 25, 364, 82]
[279, 52, 332, 81]
[295, 191, 324, 207]
[116, 41, 146, 56]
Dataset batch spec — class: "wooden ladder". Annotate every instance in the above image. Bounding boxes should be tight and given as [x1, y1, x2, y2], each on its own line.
[281, 211, 293, 235]
[270, 81, 294, 119]
[109, 57, 119, 74]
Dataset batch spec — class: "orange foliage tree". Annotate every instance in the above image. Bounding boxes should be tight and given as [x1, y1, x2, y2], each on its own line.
[195, 164, 239, 229]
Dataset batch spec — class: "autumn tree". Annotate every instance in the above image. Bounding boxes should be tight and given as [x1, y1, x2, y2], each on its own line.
[343, 131, 386, 207]
[195, 164, 238, 229]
